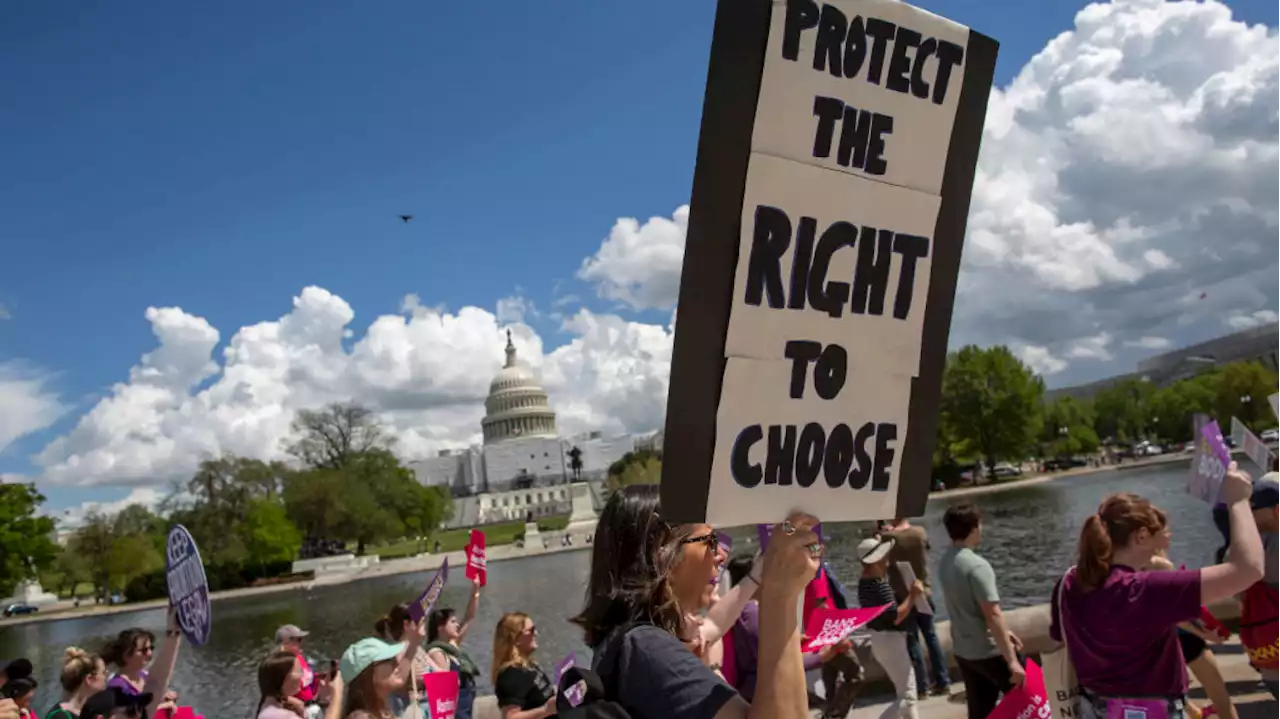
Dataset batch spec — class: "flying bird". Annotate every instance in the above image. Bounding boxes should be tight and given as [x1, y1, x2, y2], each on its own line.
[1199, 292, 1208, 300]
[399, 215, 414, 223]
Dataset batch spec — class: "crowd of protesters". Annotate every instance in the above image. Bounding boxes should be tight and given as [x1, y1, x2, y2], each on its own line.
[0, 463, 1275, 719]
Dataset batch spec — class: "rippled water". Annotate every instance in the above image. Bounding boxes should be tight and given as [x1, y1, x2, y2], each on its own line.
[2, 461, 1222, 718]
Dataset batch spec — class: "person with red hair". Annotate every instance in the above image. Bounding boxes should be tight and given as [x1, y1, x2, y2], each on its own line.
[1050, 463, 1264, 719]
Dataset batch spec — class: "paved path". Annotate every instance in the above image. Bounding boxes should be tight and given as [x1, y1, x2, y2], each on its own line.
[842, 638, 1274, 719]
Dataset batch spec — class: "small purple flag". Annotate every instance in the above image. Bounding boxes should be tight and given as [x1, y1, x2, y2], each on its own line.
[409, 558, 448, 624]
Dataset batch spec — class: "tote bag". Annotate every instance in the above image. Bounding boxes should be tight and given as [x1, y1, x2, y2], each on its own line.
[1041, 568, 1081, 719]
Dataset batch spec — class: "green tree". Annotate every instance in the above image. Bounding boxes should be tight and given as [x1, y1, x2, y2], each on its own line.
[607, 456, 662, 490]
[939, 345, 1045, 479]
[282, 467, 348, 540]
[0, 483, 59, 597]
[1092, 378, 1156, 442]
[1213, 361, 1278, 431]
[241, 498, 303, 567]
[68, 512, 117, 600]
[1041, 396, 1100, 457]
[1147, 374, 1217, 444]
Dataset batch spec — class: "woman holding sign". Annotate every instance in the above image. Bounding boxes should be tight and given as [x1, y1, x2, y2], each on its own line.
[571, 484, 822, 719]
[1049, 464, 1264, 719]
[425, 580, 482, 719]
[491, 612, 556, 719]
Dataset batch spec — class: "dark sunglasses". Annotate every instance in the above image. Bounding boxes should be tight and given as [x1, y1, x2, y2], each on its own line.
[681, 533, 719, 551]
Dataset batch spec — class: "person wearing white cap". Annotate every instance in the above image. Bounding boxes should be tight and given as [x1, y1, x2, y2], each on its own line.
[276, 624, 328, 717]
[856, 536, 922, 719]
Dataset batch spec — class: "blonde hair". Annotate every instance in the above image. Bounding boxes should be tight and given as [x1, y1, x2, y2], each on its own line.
[491, 612, 533, 685]
[60, 647, 103, 693]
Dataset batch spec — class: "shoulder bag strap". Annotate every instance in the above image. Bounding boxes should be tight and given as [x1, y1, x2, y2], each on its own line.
[1055, 567, 1074, 651]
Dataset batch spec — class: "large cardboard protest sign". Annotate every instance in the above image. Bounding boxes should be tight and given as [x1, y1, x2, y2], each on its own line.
[660, 0, 998, 524]
[166, 524, 212, 646]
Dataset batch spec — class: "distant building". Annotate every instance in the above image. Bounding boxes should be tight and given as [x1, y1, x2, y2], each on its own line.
[1047, 324, 1279, 401]
[408, 334, 641, 528]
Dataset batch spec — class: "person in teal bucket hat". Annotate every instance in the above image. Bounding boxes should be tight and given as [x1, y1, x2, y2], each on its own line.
[338, 620, 428, 719]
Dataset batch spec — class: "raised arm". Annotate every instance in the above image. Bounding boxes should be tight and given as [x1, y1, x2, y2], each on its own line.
[393, 619, 428, 687]
[457, 578, 481, 644]
[703, 554, 762, 644]
[715, 515, 821, 719]
[1200, 464, 1265, 605]
[143, 608, 183, 716]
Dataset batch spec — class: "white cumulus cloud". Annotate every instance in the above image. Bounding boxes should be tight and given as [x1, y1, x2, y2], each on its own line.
[577, 206, 688, 311]
[32, 287, 673, 490]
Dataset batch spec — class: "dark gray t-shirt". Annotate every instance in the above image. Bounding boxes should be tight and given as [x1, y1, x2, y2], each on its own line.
[592, 624, 739, 719]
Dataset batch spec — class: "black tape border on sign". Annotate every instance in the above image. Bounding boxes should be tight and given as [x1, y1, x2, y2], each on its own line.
[896, 29, 999, 519]
[661, 3, 999, 524]
[660, 0, 771, 524]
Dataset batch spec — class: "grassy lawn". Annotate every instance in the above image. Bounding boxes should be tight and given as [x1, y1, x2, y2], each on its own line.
[371, 515, 571, 558]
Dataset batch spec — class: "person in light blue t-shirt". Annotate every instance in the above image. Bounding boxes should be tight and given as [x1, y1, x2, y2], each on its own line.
[935, 504, 1024, 719]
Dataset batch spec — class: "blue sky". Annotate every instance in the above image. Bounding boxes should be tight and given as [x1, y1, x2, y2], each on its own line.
[2, 0, 1277, 513]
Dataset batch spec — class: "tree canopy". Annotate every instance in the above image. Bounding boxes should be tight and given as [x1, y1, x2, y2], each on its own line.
[938, 345, 1045, 474]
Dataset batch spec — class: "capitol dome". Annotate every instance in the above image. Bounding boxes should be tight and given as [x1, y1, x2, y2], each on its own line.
[481, 331, 558, 445]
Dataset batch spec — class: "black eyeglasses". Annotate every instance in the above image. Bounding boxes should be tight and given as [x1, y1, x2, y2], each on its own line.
[681, 533, 719, 552]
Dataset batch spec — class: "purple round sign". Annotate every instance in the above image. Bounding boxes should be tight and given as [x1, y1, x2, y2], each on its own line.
[165, 524, 211, 646]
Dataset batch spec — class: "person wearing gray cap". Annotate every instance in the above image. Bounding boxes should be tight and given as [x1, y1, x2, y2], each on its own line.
[275, 624, 328, 718]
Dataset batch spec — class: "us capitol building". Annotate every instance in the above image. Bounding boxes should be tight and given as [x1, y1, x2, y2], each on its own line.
[409, 331, 660, 528]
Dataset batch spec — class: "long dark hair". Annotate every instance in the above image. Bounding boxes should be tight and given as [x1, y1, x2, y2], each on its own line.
[375, 603, 413, 642]
[570, 484, 688, 648]
[1077, 493, 1167, 590]
[256, 650, 297, 715]
[428, 608, 456, 643]
[101, 629, 155, 669]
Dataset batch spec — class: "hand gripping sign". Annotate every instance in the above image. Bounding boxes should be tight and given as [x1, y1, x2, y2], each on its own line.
[410, 558, 449, 624]
[465, 530, 487, 586]
[988, 660, 1051, 719]
[165, 524, 212, 646]
[554, 654, 586, 708]
[800, 605, 889, 653]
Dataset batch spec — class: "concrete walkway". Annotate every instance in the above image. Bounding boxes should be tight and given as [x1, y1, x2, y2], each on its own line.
[843, 638, 1275, 719]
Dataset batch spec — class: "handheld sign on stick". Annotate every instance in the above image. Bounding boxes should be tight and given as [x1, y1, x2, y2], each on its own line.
[465, 530, 487, 587]
[658, 0, 999, 525]
[165, 524, 212, 646]
[1230, 417, 1276, 472]
[1186, 413, 1223, 504]
[410, 558, 449, 624]
[1201, 420, 1234, 469]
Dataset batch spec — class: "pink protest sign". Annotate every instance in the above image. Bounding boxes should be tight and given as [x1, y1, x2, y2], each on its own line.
[422, 671, 460, 719]
[466, 530, 487, 586]
[800, 605, 889, 653]
[988, 660, 1049, 719]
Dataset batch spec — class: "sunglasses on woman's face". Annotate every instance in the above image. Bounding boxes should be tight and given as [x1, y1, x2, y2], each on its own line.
[681, 532, 719, 552]
[523, 624, 538, 636]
